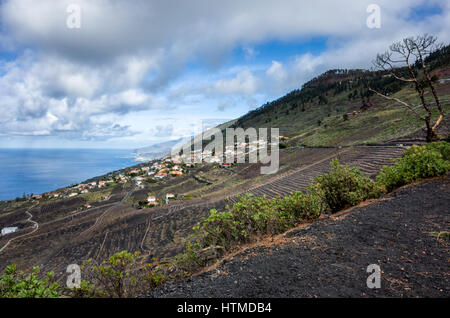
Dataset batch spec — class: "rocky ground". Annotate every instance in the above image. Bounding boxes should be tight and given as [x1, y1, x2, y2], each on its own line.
[148, 176, 450, 298]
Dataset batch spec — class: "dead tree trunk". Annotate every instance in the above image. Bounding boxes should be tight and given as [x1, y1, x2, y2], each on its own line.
[369, 34, 445, 142]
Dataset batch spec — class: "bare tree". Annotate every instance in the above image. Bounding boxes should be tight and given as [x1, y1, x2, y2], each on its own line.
[369, 34, 445, 142]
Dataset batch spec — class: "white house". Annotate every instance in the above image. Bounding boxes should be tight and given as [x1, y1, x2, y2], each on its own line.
[1, 227, 18, 236]
[165, 193, 175, 204]
[134, 176, 144, 182]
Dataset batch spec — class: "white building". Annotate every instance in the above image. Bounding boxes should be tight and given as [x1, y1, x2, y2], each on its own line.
[1, 227, 18, 236]
[165, 193, 175, 204]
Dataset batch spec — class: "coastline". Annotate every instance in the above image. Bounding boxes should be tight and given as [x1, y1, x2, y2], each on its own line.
[0, 148, 146, 202]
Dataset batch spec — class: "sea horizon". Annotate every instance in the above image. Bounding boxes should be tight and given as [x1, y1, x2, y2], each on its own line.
[0, 148, 141, 201]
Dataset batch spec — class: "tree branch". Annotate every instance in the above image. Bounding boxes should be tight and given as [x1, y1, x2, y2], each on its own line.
[368, 88, 426, 121]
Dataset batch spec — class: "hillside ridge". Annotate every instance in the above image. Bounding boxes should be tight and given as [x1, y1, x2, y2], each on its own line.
[148, 176, 450, 298]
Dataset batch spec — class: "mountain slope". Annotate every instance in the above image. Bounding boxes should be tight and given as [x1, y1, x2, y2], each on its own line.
[220, 45, 450, 146]
[149, 176, 450, 298]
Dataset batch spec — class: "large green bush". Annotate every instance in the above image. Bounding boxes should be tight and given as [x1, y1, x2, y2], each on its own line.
[275, 191, 325, 223]
[312, 159, 381, 213]
[173, 241, 210, 272]
[194, 195, 281, 250]
[187, 159, 383, 262]
[425, 141, 450, 161]
[191, 190, 325, 253]
[377, 142, 450, 192]
[91, 251, 139, 298]
[0, 265, 60, 298]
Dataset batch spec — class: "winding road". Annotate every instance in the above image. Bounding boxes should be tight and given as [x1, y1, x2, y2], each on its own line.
[0, 203, 39, 254]
[78, 183, 137, 238]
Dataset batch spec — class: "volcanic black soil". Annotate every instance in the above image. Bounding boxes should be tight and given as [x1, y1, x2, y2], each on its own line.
[149, 176, 449, 298]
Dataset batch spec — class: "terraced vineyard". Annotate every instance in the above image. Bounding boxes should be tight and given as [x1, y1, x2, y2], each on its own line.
[227, 146, 406, 202]
[0, 146, 407, 278]
[137, 146, 406, 259]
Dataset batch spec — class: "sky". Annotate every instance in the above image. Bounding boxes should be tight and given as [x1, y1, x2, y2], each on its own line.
[0, 0, 449, 149]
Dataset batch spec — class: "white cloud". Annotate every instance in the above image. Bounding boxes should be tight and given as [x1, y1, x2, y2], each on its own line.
[214, 70, 257, 95]
[266, 61, 287, 82]
[0, 53, 160, 139]
[112, 89, 151, 107]
[0, 0, 449, 146]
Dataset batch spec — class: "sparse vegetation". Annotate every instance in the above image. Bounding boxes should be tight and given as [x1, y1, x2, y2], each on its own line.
[89, 251, 140, 298]
[80, 188, 113, 204]
[173, 148, 448, 275]
[428, 231, 450, 240]
[173, 160, 382, 272]
[70, 251, 166, 298]
[2, 144, 448, 297]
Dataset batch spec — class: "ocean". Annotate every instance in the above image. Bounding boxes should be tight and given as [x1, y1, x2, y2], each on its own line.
[0, 149, 139, 201]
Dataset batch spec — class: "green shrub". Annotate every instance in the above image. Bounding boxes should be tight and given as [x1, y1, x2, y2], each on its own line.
[312, 159, 381, 213]
[68, 280, 102, 298]
[424, 141, 450, 161]
[275, 191, 325, 224]
[146, 270, 166, 289]
[90, 250, 140, 298]
[173, 241, 206, 273]
[377, 142, 450, 192]
[78, 251, 166, 298]
[0, 265, 60, 298]
[191, 189, 326, 253]
[194, 195, 281, 250]
[163, 147, 450, 281]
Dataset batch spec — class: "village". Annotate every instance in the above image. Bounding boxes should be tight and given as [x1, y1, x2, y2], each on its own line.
[1, 137, 278, 235]
[0, 135, 286, 237]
